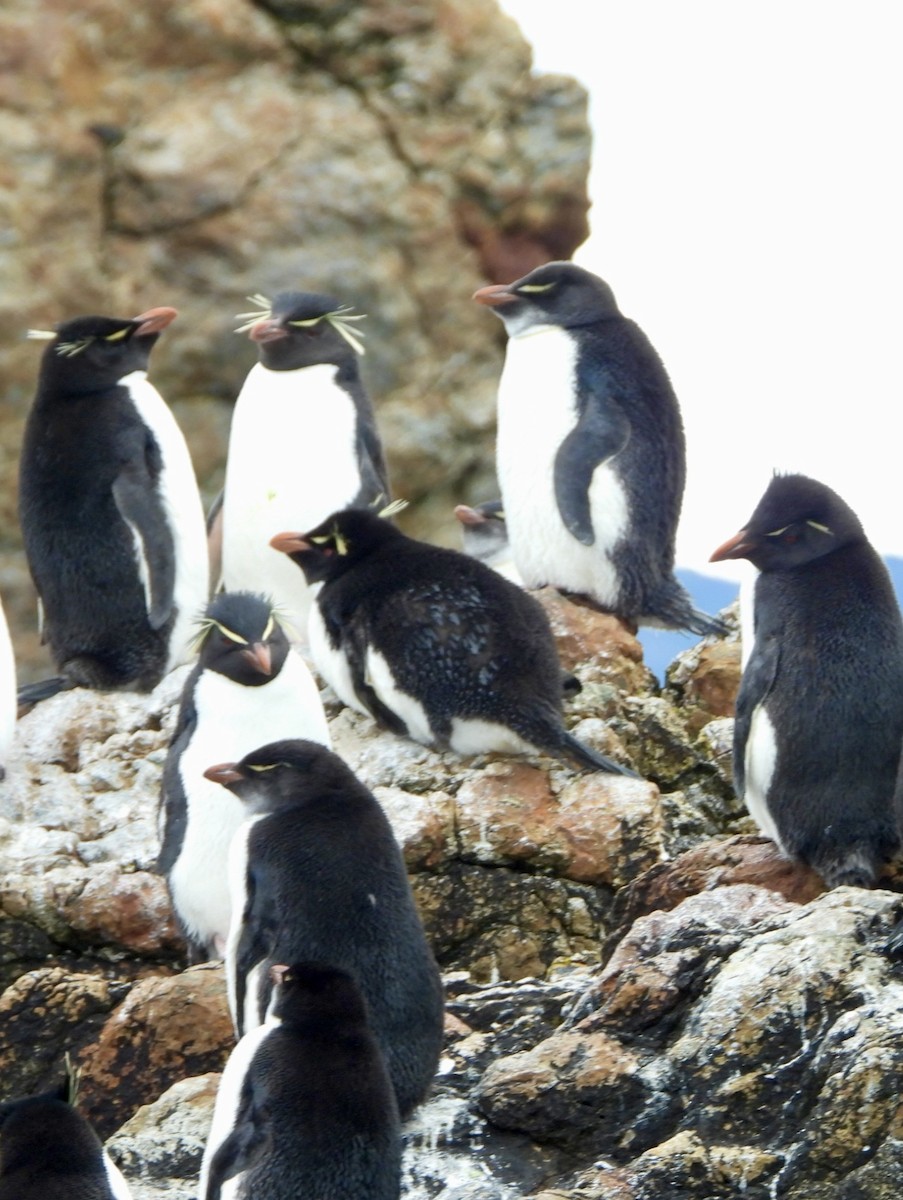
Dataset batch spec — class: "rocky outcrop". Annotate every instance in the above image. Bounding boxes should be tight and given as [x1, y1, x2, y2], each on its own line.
[0, 0, 592, 680]
[2, 589, 903, 1199]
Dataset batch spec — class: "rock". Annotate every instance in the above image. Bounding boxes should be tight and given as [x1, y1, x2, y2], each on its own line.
[78, 963, 233, 1138]
[0, 0, 592, 682]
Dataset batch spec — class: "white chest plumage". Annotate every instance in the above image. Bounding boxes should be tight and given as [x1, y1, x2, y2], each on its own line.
[198, 1017, 277, 1200]
[743, 701, 784, 850]
[221, 364, 363, 630]
[495, 327, 628, 604]
[167, 655, 330, 952]
[121, 371, 209, 671]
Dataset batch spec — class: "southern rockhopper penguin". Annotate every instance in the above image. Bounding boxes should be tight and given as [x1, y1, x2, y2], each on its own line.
[271, 507, 637, 775]
[711, 472, 903, 889]
[198, 962, 401, 1200]
[474, 260, 725, 637]
[156, 590, 331, 960]
[217, 290, 390, 635]
[206, 738, 445, 1120]
[18, 307, 209, 702]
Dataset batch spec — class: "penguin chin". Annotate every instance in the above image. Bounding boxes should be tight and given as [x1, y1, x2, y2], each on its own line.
[506, 315, 558, 339]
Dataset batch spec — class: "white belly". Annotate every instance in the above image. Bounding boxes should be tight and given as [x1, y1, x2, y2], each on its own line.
[224, 815, 265, 1034]
[198, 1019, 276, 1200]
[306, 597, 367, 715]
[495, 328, 628, 605]
[365, 646, 433, 744]
[221, 364, 363, 631]
[166, 657, 330, 951]
[743, 701, 784, 850]
[122, 372, 210, 672]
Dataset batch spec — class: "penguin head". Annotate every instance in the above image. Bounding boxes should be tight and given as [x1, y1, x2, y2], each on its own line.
[270, 507, 406, 586]
[473, 261, 620, 337]
[29, 307, 177, 395]
[235, 291, 367, 371]
[267, 961, 369, 1026]
[204, 737, 356, 811]
[710, 473, 866, 571]
[193, 591, 290, 686]
[455, 499, 509, 565]
[0, 1089, 103, 1175]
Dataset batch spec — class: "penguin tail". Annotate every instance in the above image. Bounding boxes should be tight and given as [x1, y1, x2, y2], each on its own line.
[644, 579, 731, 638]
[17, 675, 71, 713]
[557, 730, 639, 778]
[814, 846, 879, 890]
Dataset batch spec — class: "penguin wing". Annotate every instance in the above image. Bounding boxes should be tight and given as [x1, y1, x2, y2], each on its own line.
[156, 682, 199, 874]
[203, 1076, 272, 1200]
[234, 865, 277, 1035]
[344, 612, 409, 736]
[733, 635, 781, 797]
[112, 445, 175, 630]
[553, 397, 631, 545]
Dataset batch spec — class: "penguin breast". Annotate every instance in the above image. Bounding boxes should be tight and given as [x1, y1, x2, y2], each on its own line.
[496, 328, 628, 602]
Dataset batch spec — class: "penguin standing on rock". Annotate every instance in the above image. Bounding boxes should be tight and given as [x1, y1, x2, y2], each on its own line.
[0, 1074, 132, 1200]
[157, 591, 331, 960]
[474, 261, 724, 636]
[271, 508, 636, 775]
[710, 473, 903, 887]
[218, 291, 390, 634]
[207, 738, 445, 1119]
[18, 308, 208, 700]
[199, 962, 401, 1200]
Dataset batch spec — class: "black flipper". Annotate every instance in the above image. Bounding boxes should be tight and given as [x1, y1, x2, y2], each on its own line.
[553, 401, 631, 545]
[733, 633, 781, 798]
[204, 1079, 273, 1200]
[558, 729, 640, 777]
[112, 455, 175, 631]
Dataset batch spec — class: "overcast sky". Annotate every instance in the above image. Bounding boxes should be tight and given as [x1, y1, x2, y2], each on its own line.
[499, 1, 903, 579]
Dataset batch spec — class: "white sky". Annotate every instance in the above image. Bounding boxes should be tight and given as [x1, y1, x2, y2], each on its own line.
[499, 1, 903, 580]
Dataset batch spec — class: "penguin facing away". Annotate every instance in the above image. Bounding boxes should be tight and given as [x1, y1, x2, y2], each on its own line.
[157, 591, 331, 960]
[218, 291, 390, 634]
[206, 738, 445, 1120]
[18, 308, 209, 698]
[0, 1075, 132, 1200]
[199, 961, 401, 1200]
[270, 508, 637, 775]
[710, 472, 903, 887]
[474, 261, 724, 637]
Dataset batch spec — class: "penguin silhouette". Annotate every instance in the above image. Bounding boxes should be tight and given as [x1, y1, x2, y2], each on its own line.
[474, 261, 724, 636]
[199, 962, 401, 1200]
[271, 508, 636, 775]
[157, 591, 331, 960]
[208, 738, 444, 1119]
[218, 290, 389, 634]
[0, 1073, 132, 1200]
[711, 472, 903, 887]
[18, 308, 208, 700]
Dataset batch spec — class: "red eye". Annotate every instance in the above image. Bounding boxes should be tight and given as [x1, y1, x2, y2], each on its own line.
[783, 533, 798, 544]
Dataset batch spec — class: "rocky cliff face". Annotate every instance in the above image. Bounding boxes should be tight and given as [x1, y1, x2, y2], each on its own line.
[0, 0, 591, 679]
[2, 595, 902, 1199]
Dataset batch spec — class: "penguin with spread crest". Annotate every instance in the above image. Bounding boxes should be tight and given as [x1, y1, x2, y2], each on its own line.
[0, 1069, 132, 1200]
[474, 261, 724, 637]
[271, 507, 636, 774]
[157, 591, 331, 960]
[199, 962, 401, 1200]
[207, 738, 445, 1119]
[711, 473, 903, 887]
[217, 291, 390, 634]
[18, 308, 208, 701]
